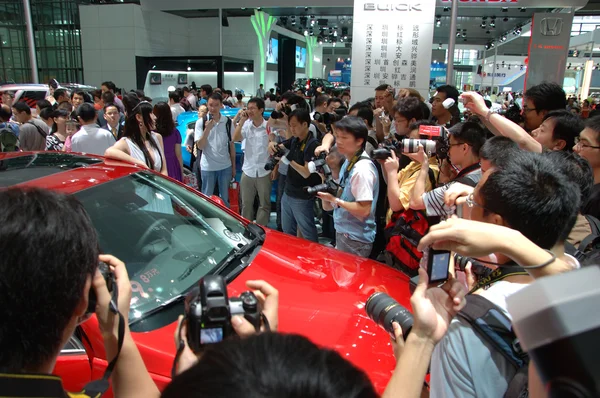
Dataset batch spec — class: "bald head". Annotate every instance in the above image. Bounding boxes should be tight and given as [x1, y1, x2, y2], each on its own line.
[0, 104, 12, 122]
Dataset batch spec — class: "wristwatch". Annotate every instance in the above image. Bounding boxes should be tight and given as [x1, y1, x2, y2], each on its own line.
[334, 198, 343, 208]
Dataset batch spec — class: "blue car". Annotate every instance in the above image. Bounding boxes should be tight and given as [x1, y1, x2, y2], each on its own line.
[176, 108, 277, 204]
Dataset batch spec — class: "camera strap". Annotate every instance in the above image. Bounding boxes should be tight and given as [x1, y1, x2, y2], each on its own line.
[172, 314, 188, 379]
[469, 264, 529, 294]
[340, 150, 365, 186]
[80, 284, 125, 397]
[298, 134, 310, 152]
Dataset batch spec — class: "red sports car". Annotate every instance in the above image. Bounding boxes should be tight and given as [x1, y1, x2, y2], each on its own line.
[1, 152, 412, 395]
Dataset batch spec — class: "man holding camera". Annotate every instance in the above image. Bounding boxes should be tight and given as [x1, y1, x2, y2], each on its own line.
[233, 98, 271, 226]
[269, 109, 321, 242]
[0, 188, 158, 398]
[317, 117, 379, 257]
[410, 122, 485, 216]
[194, 93, 235, 207]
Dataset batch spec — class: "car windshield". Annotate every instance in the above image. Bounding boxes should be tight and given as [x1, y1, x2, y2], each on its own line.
[74, 171, 250, 323]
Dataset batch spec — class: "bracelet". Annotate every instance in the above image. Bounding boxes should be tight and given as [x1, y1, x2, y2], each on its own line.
[523, 249, 557, 269]
[485, 110, 493, 123]
[335, 198, 343, 207]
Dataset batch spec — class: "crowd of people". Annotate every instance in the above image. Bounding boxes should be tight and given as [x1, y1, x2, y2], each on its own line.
[0, 76, 599, 397]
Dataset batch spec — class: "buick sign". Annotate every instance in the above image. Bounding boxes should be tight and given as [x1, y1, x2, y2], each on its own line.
[540, 17, 563, 36]
[364, 3, 423, 11]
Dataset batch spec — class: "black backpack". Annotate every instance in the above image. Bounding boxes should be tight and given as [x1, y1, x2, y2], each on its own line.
[0, 125, 18, 152]
[565, 214, 600, 267]
[458, 294, 529, 398]
[189, 116, 233, 159]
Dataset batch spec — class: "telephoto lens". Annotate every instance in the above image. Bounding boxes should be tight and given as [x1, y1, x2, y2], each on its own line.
[365, 292, 413, 340]
[400, 138, 437, 154]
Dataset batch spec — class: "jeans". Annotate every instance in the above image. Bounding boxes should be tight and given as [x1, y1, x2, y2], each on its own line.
[241, 172, 272, 226]
[276, 173, 287, 231]
[281, 193, 318, 242]
[336, 233, 373, 258]
[201, 166, 232, 207]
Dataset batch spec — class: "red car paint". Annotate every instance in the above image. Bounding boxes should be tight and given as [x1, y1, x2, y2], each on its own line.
[6, 152, 413, 395]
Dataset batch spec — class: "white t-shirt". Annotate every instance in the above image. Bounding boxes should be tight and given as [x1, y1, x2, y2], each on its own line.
[71, 124, 116, 156]
[195, 116, 231, 172]
[348, 157, 377, 202]
[170, 103, 185, 124]
[241, 119, 270, 178]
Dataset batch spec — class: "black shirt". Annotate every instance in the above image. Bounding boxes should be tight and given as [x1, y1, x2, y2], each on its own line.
[0, 373, 82, 398]
[583, 183, 600, 220]
[283, 135, 321, 200]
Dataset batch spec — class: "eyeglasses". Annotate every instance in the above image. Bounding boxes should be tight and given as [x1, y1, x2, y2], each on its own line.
[466, 192, 485, 210]
[574, 136, 600, 150]
[448, 142, 467, 148]
[521, 106, 537, 113]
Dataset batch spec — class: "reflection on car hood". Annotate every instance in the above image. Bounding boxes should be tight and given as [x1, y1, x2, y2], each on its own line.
[129, 229, 411, 393]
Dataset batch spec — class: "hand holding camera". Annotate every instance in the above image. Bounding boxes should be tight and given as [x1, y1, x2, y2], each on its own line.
[460, 92, 489, 117]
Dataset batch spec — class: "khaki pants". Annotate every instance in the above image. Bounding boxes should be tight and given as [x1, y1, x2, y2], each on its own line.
[241, 172, 272, 226]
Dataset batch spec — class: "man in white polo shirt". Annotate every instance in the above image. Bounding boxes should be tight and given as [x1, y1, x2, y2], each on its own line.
[233, 97, 271, 226]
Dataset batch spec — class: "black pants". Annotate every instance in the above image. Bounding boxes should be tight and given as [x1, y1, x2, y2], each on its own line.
[276, 173, 287, 231]
[321, 209, 336, 245]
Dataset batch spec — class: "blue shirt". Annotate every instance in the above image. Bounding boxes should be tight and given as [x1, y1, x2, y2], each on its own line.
[0, 122, 19, 137]
[333, 155, 379, 243]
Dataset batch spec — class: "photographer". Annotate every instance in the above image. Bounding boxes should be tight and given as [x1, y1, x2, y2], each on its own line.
[431, 85, 461, 128]
[409, 122, 485, 216]
[374, 84, 396, 142]
[269, 108, 321, 242]
[348, 103, 378, 157]
[232, 97, 271, 226]
[317, 116, 379, 257]
[420, 152, 580, 398]
[0, 188, 158, 398]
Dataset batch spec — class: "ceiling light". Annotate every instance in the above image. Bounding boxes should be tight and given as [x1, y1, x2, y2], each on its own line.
[438, 43, 443, 49]
[443, 7, 449, 12]
[491, 41, 495, 48]
[343, 35, 348, 40]
[456, 32, 461, 37]
[187, 65, 191, 71]
[462, 33, 467, 38]
[502, 7, 508, 12]
[332, 41, 336, 47]
[490, 21, 496, 28]
[304, 29, 308, 36]
[291, 21, 296, 25]
[503, 17, 509, 22]
[333, 30, 338, 37]
[520, 7, 526, 12]
[243, 66, 248, 71]
[256, 7, 261, 11]
[481, 22, 486, 28]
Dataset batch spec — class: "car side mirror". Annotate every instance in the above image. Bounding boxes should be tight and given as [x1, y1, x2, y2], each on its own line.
[211, 195, 225, 207]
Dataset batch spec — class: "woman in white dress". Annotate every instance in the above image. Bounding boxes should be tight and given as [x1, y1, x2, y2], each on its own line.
[105, 100, 168, 176]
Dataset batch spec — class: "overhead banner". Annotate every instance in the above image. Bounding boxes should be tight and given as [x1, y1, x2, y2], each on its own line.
[437, 0, 588, 8]
[525, 12, 574, 90]
[351, 1, 437, 102]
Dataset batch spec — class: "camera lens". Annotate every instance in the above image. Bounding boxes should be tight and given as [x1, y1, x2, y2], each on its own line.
[365, 292, 413, 340]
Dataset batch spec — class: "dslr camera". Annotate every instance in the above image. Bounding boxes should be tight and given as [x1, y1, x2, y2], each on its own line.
[264, 145, 289, 171]
[185, 275, 261, 352]
[313, 107, 346, 130]
[87, 261, 114, 314]
[372, 126, 449, 160]
[270, 103, 297, 119]
[305, 153, 343, 197]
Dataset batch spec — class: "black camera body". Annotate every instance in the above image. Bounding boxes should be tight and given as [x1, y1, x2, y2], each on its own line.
[185, 275, 261, 352]
[87, 261, 114, 314]
[305, 153, 343, 197]
[264, 146, 289, 171]
[454, 253, 494, 279]
[270, 103, 297, 119]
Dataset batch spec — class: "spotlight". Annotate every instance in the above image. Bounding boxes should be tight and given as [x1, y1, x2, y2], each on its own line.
[152, 65, 156, 69]
[291, 21, 296, 26]
[481, 22, 486, 28]
[343, 35, 347, 40]
[257, 7, 261, 11]
[457, 32, 461, 37]
[443, 6, 450, 12]
[502, 7, 508, 12]
[490, 21, 496, 28]
[333, 30, 338, 37]
[462, 33, 466, 38]
[305, 6, 309, 10]
[503, 17, 509, 22]
[319, 39, 323, 44]
[485, 43, 491, 50]
[438, 43, 443, 49]
[332, 40, 337, 47]
[304, 29, 308, 36]
[187, 66, 191, 71]
[486, 30, 490, 34]
[482, 16, 488, 21]
[490, 41, 495, 48]
[520, 7, 526, 12]
[463, 38, 467, 42]
[243, 66, 248, 71]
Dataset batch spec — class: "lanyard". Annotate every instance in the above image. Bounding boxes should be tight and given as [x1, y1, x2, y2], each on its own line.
[455, 163, 480, 179]
[340, 150, 365, 186]
[298, 134, 310, 152]
[469, 264, 529, 294]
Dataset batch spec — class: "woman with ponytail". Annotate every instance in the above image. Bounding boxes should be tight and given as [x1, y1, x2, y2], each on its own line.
[104, 100, 168, 176]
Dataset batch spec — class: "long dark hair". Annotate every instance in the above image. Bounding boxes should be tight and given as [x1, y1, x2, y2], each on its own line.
[152, 102, 175, 138]
[50, 109, 70, 134]
[123, 100, 162, 170]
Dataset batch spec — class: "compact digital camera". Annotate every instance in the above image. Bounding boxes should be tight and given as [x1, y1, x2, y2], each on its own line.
[87, 261, 114, 314]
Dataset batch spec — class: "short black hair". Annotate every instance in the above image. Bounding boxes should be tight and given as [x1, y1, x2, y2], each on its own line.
[101, 91, 115, 105]
[103, 102, 118, 113]
[236, 93, 243, 101]
[542, 110, 583, 152]
[436, 85, 460, 102]
[544, 150, 594, 211]
[168, 91, 181, 103]
[161, 333, 377, 398]
[208, 93, 222, 103]
[584, 114, 600, 145]
[451, 122, 487, 157]
[182, 86, 190, 93]
[524, 82, 567, 113]
[12, 101, 31, 115]
[39, 107, 54, 121]
[327, 97, 342, 107]
[289, 108, 311, 127]
[0, 188, 98, 372]
[101, 81, 116, 91]
[394, 97, 424, 121]
[286, 94, 309, 110]
[0, 104, 11, 121]
[71, 90, 85, 100]
[349, 104, 374, 127]
[334, 116, 369, 148]
[375, 84, 394, 97]
[36, 99, 53, 111]
[315, 95, 330, 108]
[53, 88, 68, 101]
[248, 97, 265, 112]
[77, 102, 97, 122]
[479, 136, 520, 168]
[200, 84, 213, 96]
[480, 152, 579, 249]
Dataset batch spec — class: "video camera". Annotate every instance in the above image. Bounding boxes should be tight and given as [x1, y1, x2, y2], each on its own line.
[185, 275, 261, 352]
[264, 145, 289, 171]
[305, 153, 343, 197]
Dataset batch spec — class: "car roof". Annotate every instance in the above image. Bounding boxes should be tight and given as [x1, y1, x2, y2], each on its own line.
[0, 84, 47, 91]
[0, 152, 143, 194]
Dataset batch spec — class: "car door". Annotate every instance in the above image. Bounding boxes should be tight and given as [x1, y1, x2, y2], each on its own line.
[19, 90, 48, 114]
[53, 332, 93, 393]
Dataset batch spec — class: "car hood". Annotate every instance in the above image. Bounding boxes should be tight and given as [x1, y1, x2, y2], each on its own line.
[125, 229, 412, 392]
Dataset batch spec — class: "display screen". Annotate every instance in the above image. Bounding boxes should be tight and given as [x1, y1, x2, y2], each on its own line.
[430, 251, 450, 282]
[267, 38, 278, 64]
[200, 327, 224, 344]
[296, 46, 306, 68]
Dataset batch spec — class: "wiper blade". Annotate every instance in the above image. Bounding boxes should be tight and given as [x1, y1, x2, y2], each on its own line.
[128, 295, 185, 327]
[177, 248, 217, 282]
[211, 233, 263, 276]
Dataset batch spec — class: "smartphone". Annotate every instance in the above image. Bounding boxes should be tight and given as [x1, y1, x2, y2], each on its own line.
[426, 248, 451, 284]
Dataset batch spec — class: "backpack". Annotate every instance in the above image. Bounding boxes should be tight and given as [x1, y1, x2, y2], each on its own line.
[458, 294, 529, 398]
[369, 158, 388, 260]
[0, 125, 18, 152]
[379, 169, 437, 276]
[192, 115, 233, 162]
[565, 214, 600, 267]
